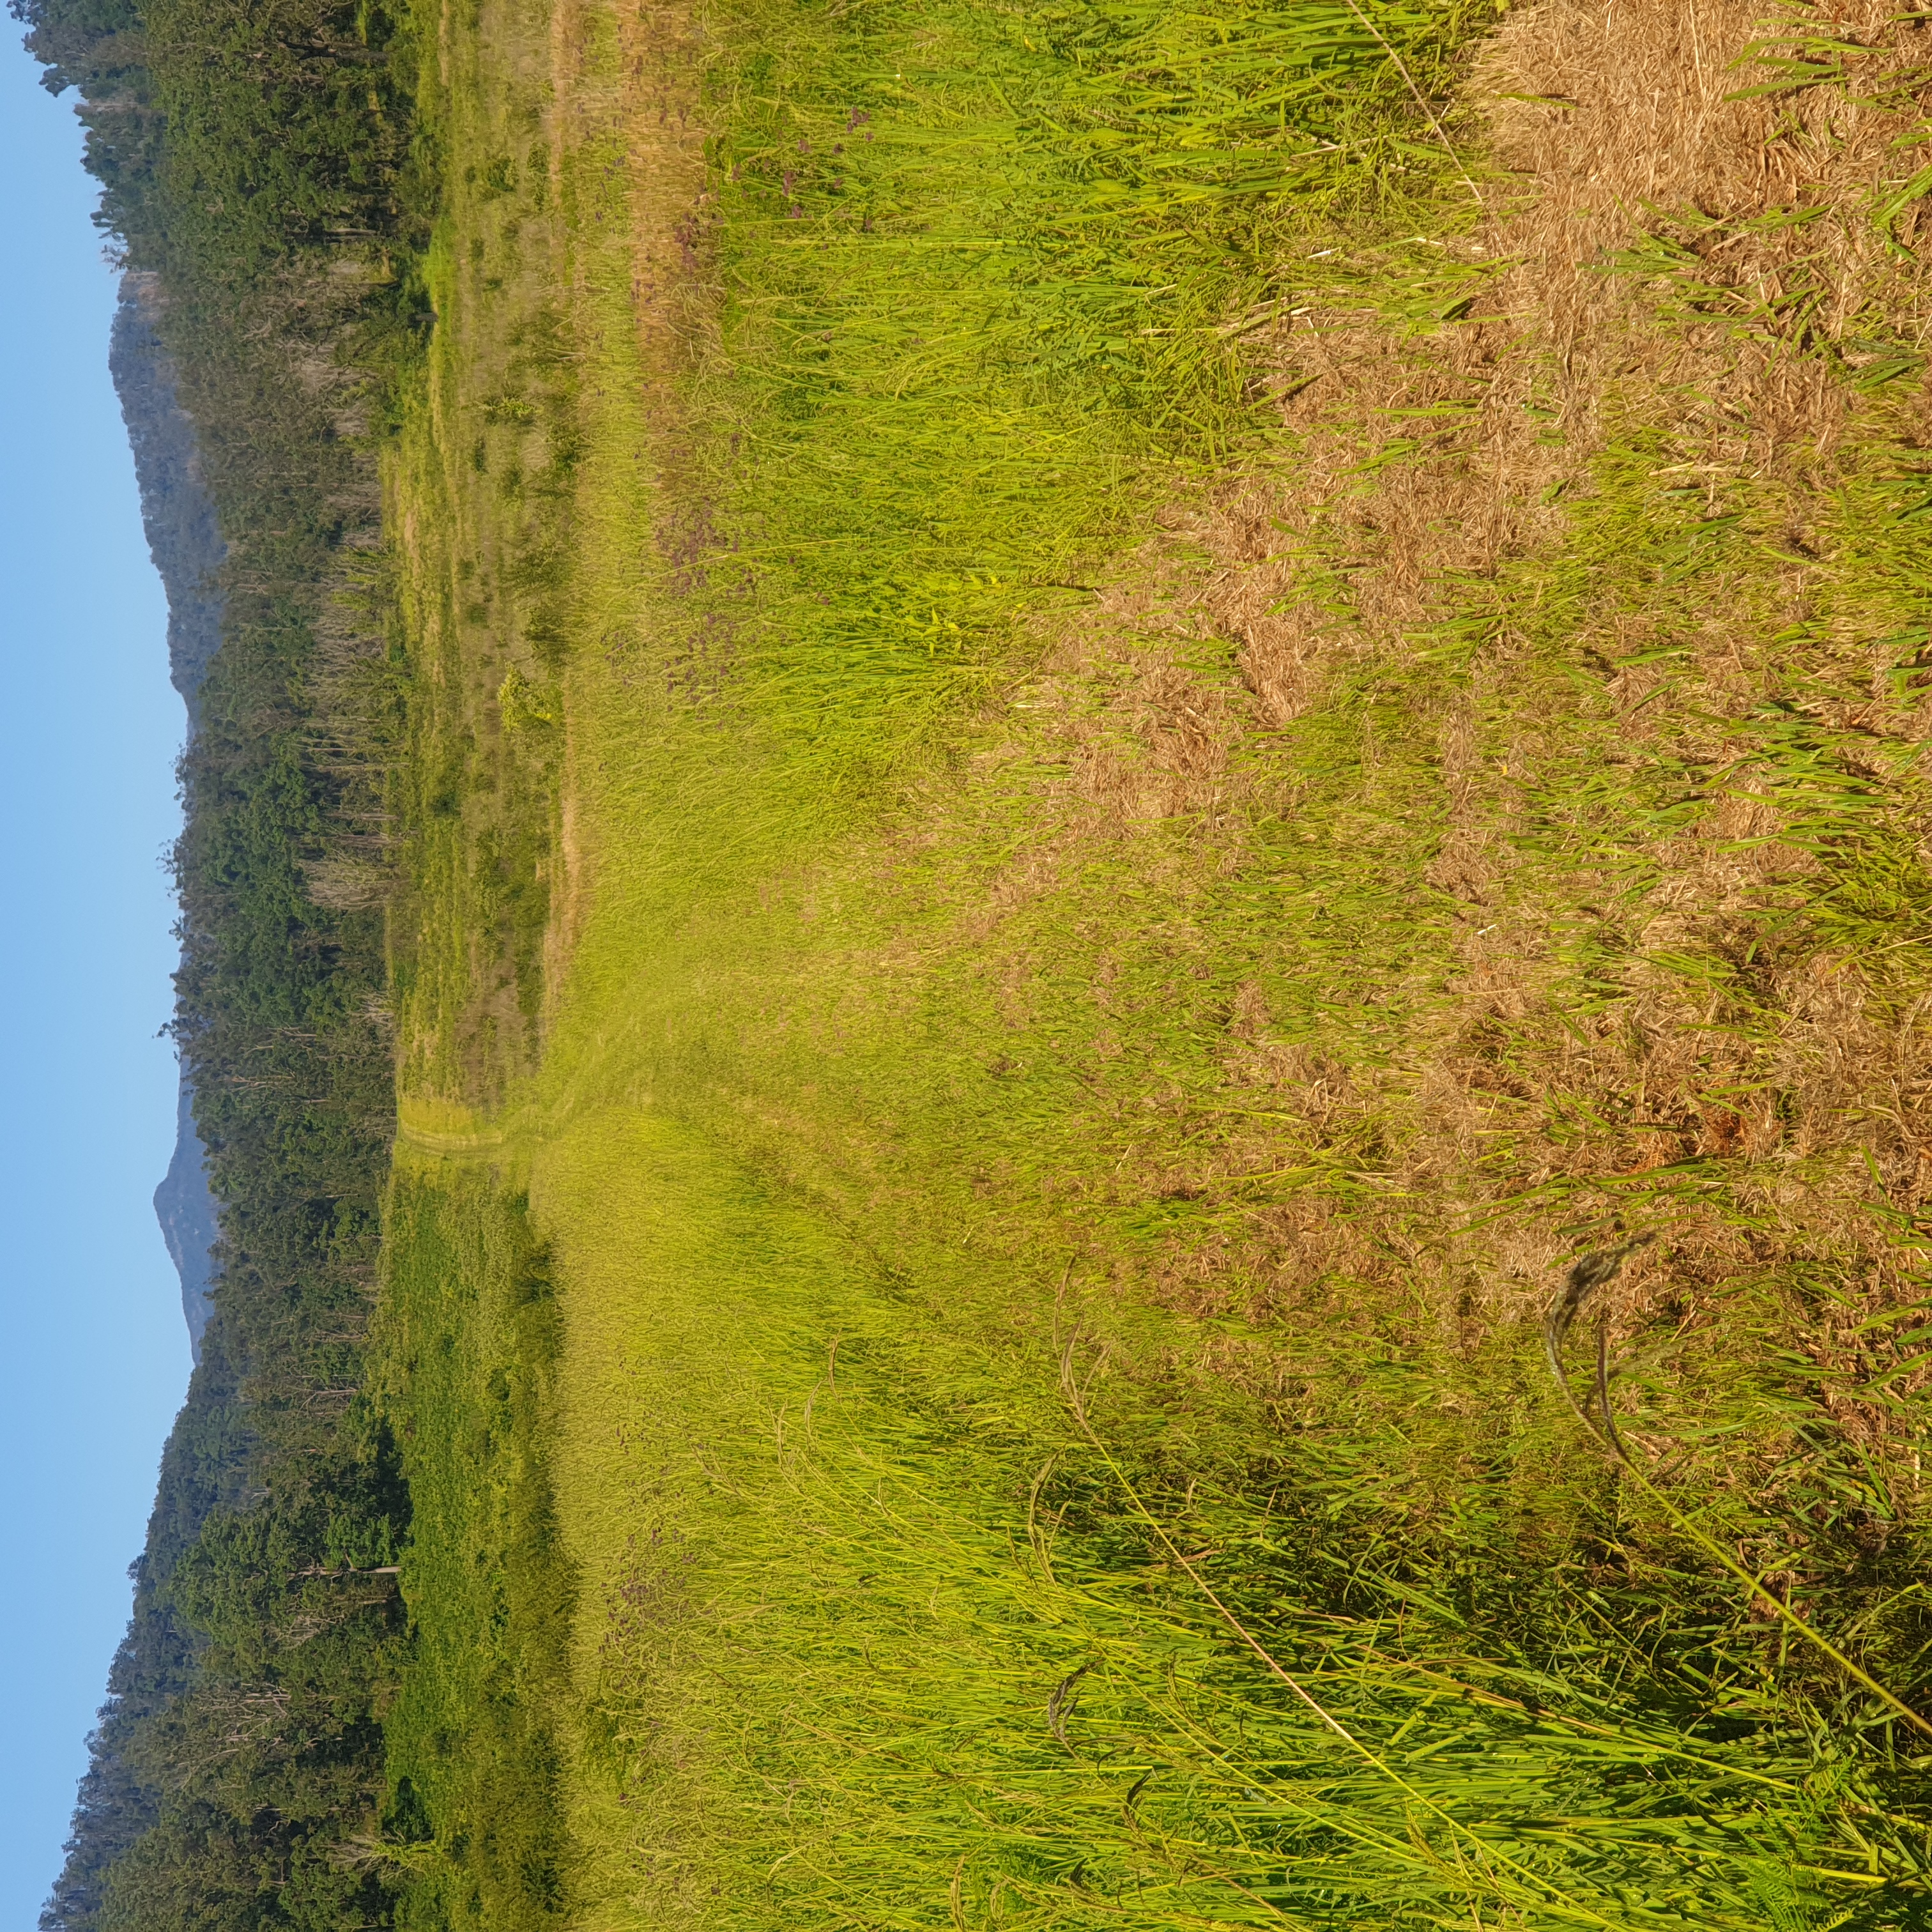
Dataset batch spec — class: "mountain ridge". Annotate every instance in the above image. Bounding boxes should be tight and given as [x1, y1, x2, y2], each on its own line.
[109, 275, 222, 1357]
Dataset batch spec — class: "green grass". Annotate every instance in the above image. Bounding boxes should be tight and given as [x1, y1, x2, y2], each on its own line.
[635, 0, 1501, 800]
[371, 1105, 1932, 1932]
[376, 1162, 575, 1932]
[374, 0, 1932, 1927]
[383, 0, 583, 1105]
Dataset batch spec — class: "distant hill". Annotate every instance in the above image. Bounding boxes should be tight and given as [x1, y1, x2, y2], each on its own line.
[109, 277, 222, 1356]
[109, 278, 224, 710]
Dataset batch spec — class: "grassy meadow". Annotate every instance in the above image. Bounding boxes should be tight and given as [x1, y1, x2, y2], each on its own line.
[372, 1, 1932, 1927]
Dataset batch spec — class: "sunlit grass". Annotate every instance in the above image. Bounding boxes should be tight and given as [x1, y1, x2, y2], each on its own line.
[374, 0, 1932, 1926]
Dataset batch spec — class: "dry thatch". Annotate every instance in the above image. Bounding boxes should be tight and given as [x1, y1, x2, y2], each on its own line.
[901, 2, 1932, 1477]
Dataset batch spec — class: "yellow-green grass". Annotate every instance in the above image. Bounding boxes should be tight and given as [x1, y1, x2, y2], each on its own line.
[374, 0, 1932, 1927]
[376, 1162, 573, 1932]
[519, 1107, 1930, 1931]
[383, 0, 591, 1107]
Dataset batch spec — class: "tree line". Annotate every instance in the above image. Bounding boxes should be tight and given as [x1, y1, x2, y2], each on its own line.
[17, 1, 431, 1925]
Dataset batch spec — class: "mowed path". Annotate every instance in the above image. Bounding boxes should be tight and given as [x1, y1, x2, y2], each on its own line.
[394, 1097, 509, 1160]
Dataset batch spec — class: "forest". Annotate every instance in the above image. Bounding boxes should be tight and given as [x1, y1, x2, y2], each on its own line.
[31, 0, 1932, 1927]
[22, 0, 419, 1924]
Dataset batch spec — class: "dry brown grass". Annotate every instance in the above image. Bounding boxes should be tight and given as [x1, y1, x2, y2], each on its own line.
[814, 2, 1932, 1459]
[1199, 0, 1932, 679]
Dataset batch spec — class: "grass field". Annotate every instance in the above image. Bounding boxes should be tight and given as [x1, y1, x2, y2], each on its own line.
[374, 0, 1932, 1926]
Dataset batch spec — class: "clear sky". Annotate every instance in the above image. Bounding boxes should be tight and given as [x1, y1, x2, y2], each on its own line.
[0, 29, 195, 1929]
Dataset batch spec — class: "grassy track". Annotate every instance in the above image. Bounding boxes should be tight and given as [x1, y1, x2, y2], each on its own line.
[376, 0, 1932, 1926]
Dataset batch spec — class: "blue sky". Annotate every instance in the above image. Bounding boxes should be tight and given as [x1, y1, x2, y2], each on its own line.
[0, 31, 195, 1928]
